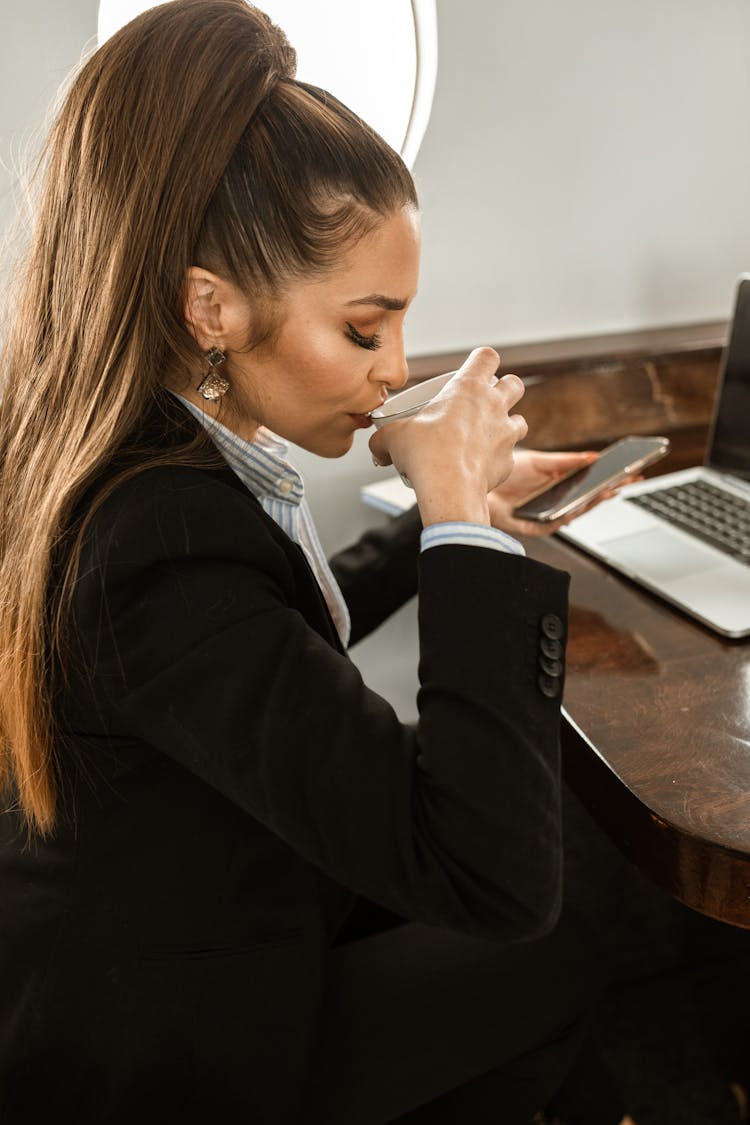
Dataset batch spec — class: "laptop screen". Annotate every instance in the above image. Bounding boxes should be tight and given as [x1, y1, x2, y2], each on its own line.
[707, 275, 750, 482]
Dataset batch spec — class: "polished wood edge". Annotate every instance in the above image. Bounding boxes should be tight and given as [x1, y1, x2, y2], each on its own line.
[561, 718, 750, 930]
[407, 319, 728, 381]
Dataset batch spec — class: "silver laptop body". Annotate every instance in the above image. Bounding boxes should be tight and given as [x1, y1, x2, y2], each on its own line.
[559, 275, 750, 639]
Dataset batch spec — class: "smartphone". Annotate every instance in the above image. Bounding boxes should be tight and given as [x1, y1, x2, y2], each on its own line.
[513, 435, 671, 522]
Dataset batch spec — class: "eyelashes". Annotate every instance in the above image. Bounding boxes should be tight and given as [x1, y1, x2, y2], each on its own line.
[345, 322, 383, 351]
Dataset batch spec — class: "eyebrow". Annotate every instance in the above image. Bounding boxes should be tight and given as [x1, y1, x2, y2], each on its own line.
[345, 294, 408, 312]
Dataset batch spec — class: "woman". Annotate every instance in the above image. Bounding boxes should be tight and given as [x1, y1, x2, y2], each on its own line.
[0, 2, 630, 1121]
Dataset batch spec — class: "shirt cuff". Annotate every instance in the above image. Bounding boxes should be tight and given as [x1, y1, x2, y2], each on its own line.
[420, 522, 526, 556]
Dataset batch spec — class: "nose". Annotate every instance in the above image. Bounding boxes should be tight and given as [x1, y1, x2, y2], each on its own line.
[370, 333, 409, 393]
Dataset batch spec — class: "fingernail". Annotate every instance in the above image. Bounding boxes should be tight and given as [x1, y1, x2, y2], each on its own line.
[372, 454, 383, 467]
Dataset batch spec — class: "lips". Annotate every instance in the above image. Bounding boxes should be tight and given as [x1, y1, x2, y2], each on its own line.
[348, 397, 387, 428]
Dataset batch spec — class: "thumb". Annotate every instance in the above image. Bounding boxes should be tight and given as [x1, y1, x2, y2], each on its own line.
[542, 450, 599, 475]
[368, 429, 393, 468]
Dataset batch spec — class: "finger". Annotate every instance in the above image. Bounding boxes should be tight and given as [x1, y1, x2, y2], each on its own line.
[536, 450, 599, 474]
[456, 346, 501, 383]
[493, 372, 526, 411]
[510, 411, 528, 443]
[368, 430, 394, 467]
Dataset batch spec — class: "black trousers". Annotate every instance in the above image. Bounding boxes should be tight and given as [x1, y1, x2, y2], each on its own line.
[300, 901, 608, 1125]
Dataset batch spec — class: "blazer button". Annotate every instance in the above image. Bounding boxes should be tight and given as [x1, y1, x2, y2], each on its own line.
[538, 673, 562, 699]
[540, 636, 563, 660]
[539, 655, 563, 678]
[541, 613, 565, 641]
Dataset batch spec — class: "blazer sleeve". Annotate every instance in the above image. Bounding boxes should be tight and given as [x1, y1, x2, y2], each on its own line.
[329, 504, 422, 645]
[72, 467, 570, 942]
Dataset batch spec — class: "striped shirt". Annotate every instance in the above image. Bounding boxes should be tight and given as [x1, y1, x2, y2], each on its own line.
[175, 395, 524, 649]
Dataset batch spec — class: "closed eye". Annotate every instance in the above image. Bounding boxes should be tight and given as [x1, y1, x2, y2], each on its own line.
[345, 322, 383, 351]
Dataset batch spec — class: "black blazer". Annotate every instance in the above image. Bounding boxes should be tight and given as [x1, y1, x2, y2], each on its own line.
[0, 401, 570, 1123]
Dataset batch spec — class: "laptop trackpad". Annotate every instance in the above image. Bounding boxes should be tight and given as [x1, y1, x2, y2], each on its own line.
[602, 527, 722, 581]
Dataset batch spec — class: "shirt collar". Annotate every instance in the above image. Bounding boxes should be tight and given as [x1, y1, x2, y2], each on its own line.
[173, 393, 304, 506]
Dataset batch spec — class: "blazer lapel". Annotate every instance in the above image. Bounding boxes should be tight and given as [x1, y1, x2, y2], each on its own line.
[150, 394, 347, 655]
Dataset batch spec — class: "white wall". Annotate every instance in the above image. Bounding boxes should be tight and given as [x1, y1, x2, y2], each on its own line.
[2, 0, 749, 717]
[406, 0, 750, 355]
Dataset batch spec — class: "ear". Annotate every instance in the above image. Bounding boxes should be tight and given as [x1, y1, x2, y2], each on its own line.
[183, 267, 239, 351]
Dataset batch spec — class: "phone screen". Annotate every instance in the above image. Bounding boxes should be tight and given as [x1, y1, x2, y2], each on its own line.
[514, 436, 670, 521]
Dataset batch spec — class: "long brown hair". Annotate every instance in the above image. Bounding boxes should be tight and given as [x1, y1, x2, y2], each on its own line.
[0, 0, 418, 834]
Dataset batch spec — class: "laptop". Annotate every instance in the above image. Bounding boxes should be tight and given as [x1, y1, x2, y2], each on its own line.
[559, 274, 750, 638]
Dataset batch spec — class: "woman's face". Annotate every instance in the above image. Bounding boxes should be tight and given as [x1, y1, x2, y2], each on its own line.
[225, 205, 421, 457]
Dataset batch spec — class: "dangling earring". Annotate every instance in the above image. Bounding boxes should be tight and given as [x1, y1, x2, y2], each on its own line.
[197, 346, 229, 401]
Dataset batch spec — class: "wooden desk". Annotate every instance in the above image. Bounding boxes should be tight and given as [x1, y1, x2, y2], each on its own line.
[526, 534, 750, 929]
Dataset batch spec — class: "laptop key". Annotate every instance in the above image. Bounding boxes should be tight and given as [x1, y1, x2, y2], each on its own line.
[628, 481, 750, 567]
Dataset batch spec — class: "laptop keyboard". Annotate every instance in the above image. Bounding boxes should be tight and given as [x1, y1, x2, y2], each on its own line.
[627, 479, 750, 565]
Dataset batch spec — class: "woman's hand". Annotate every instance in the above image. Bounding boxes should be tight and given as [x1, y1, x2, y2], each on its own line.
[369, 348, 528, 528]
[487, 448, 606, 539]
